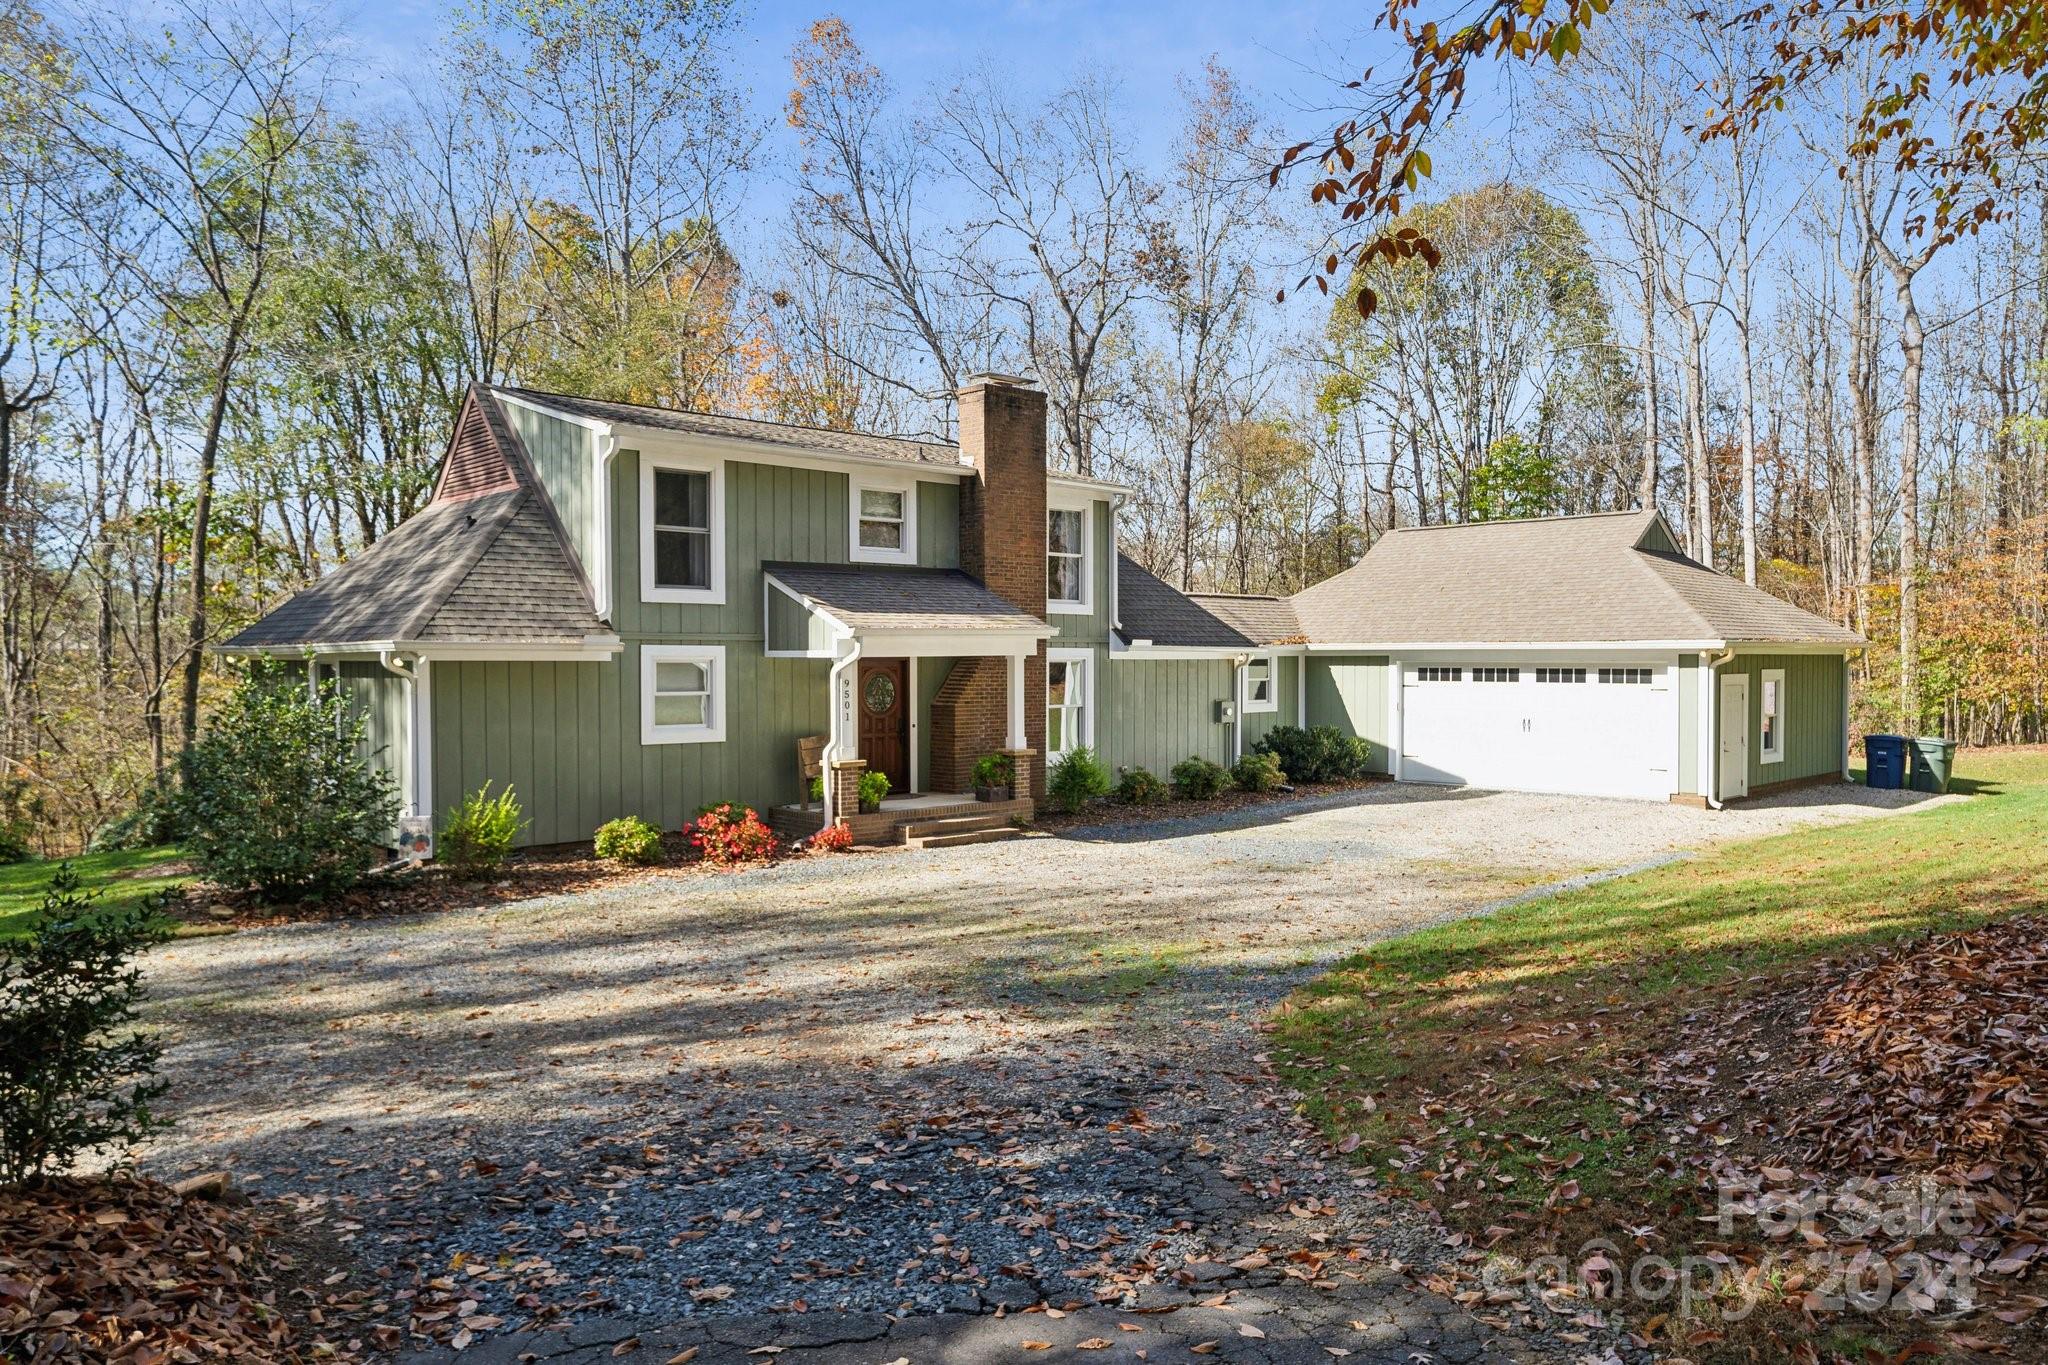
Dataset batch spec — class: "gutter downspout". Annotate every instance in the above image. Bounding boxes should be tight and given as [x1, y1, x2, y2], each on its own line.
[1108, 493, 1126, 634]
[1231, 653, 1248, 763]
[1702, 647, 1736, 809]
[822, 640, 863, 826]
[591, 431, 620, 620]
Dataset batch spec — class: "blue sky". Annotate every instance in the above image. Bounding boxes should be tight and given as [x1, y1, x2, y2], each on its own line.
[336, 0, 1394, 180]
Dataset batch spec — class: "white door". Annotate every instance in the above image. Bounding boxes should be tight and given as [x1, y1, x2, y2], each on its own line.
[1718, 674, 1750, 802]
[1400, 663, 1674, 801]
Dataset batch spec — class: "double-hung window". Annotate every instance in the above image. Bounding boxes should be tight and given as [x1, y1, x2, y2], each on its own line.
[1760, 668, 1786, 763]
[851, 478, 917, 564]
[642, 645, 726, 745]
[1047, 650, 1092, 755]
[1048, 504, 1090, 613]
[641, 454, 724, 604]
[1243, 653, 1278, 712]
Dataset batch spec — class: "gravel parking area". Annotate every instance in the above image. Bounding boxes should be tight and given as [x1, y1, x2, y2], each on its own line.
[139, 780, 1943, 1361]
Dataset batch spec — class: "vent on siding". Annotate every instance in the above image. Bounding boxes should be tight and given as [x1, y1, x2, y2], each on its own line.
[436, 400, 520, 502]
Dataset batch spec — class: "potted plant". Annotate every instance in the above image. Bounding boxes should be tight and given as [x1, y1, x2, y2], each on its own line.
[857, 769, 891, 814]
[972, 752, 1015, 802]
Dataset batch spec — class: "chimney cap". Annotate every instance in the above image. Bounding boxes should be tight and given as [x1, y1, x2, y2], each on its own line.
[958, 372, 1038, 393]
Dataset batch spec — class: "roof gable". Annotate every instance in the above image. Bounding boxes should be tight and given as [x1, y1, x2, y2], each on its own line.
[1289, 510, 1862, 647]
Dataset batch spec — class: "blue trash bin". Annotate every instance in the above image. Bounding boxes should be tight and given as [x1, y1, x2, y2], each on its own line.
[1865, 734, 1908, 790]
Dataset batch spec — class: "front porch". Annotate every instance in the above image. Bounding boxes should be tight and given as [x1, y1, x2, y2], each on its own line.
[769, 790, 1034, 847]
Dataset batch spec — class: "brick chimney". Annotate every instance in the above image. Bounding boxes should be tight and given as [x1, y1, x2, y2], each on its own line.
[932, 374, 1048, 798]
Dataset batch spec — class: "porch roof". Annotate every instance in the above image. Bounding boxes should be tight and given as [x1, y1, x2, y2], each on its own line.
[762, 561, 1051, 636]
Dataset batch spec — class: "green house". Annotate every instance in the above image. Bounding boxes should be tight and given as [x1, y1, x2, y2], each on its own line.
[225, 375, 1863, 851]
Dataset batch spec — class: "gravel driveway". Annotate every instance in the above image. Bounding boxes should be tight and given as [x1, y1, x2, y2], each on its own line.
[140, 780, 1940, 1362]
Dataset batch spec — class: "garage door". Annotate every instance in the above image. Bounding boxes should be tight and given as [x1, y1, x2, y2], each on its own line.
[1401, 663, 1674, 800]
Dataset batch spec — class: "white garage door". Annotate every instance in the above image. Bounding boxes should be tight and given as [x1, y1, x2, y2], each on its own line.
[1401, 662, 1674, 801]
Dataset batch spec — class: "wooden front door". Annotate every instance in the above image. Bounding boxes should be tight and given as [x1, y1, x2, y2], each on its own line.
[857, 658, 910, 794]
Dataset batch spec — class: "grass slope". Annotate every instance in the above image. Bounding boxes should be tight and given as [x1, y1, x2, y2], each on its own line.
[0, 846, 193, 940]
[1273, 750, 2048, 1230]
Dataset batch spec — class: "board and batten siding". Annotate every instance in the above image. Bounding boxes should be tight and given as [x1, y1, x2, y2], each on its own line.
[1714, 652, 1848, 794]
[1097, 655, 1234, 775]
[498, 401, 598, 573]
[430, 651, 829, 847]
[1303, 656, 1392, 773]
[1676, 655, 1700, 796]
[1242, 655, 1301, 750]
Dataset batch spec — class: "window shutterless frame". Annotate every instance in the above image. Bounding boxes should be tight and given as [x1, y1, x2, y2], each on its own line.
[1242, 652, 1278, 712]
[639, 451, 725, 605]
[1047, 498, 1093, 615]
[849, 475, 917, 565]
[1760, 667, 1786, 763]
[641, 644, 727, 744]
[1046, 648, 1093, 755]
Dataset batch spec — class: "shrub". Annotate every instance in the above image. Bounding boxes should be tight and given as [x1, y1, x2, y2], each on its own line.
[690, 803, 779, 865]
[594, 815, 664, 866]
[972, 753, 1015, 790]
[0, 823, 31, 865]
[88, 788, 186, 854]
[1171, 755, 1231, 800]
[1114, 766, 1169, 805]
[1253, 724, 1373, 784]
[1048, 746, 1112, 813]
[857, 769, 892, 810]
[1233, 751, 1286, 793]
[809, 775, 825, 803]
[0, 866, 174, 1186]
[440, 783, 525, 878]
[177, 663, 401, 902]
[807, 821, 854, 853]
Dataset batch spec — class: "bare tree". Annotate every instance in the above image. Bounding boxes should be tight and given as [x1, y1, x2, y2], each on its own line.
[935, 68, 1155, 476]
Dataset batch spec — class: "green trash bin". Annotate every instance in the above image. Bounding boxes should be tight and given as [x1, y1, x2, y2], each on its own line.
[1909, 736, 1957, 793]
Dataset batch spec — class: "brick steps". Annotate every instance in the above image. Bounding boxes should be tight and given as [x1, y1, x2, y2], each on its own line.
[908, 825, 1023, 850]
[900, 813, 1021, 848]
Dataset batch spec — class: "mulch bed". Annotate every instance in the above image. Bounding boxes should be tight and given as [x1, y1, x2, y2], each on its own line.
[0, 1175, 382, 1363]
[1028, 777, 1384, 834]
[166, 832, 854, 935]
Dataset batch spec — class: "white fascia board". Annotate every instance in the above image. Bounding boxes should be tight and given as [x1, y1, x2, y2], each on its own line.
[1110, 641, 1254, 661]
[1303, 639, 1726, 653]
[1724, 641, 1865, 655]
[622, 425, 970, 482]
[1049, 471, 1131, 496]
[490, 389, 615, 434]
[851, 628, 1047, 658]
[221, 636, 624, 662]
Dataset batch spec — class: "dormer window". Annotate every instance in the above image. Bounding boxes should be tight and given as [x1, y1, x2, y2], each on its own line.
[640, 451, 724, 604]
[850, 476, 917, 564]
[1048, 498, 1092, 614]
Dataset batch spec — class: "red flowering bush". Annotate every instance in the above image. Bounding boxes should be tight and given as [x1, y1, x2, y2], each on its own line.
[688, 803, 779, 865]
[807, 821, 853, 853]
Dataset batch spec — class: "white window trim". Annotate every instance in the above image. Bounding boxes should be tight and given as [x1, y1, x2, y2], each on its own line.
[1047, 646, 1095, 756]
[1760, 667, 1786, 764]
[1047, 495, 1094, 617]
[639, 451, 725, 605]
[849, 474, 919, 565]
[1242, 651, 1279, 713]
[641, 644, 727, 745]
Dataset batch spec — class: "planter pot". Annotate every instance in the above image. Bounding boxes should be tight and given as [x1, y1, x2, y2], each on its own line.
[975, 784, 1012, 803]
[858, 798, 882, 815]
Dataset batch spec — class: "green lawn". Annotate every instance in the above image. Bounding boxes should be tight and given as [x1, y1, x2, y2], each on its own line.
[1272, 749, 2048, 1234]
[0, 846, 194, 940]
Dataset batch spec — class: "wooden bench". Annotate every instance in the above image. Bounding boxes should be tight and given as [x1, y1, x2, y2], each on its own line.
[797, 734, 829, 810]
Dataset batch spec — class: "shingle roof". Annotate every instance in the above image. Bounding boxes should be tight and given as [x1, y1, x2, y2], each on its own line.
[1115, 555, 1256, 649]
[491, 385, 966, 469]
[763, 562, 1049, 634]
[224, 389, 607, 651]
[1187, 593, 1306, 646]
[1288, 510, 1863, 646]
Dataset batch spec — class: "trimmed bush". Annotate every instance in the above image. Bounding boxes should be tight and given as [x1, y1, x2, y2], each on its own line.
[440, 783, 525, 878]
[1170, 755, 1232, 800]
[594, 815, 664, 865]
[807, 821, 853, 853]
[857, 769, 892, 811]
[1, 866, 174, 1185]
[1253, 724, 1373, 784]
[1048, 745, 1112, 814]
[1114, 766, 1169, 805]
[177, 663, 401, 902]
[1233, 751, 1286, 793]
[690, 803, 779, 865]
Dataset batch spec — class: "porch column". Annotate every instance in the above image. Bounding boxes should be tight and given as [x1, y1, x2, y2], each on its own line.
[1006, 650, 1026, 749]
